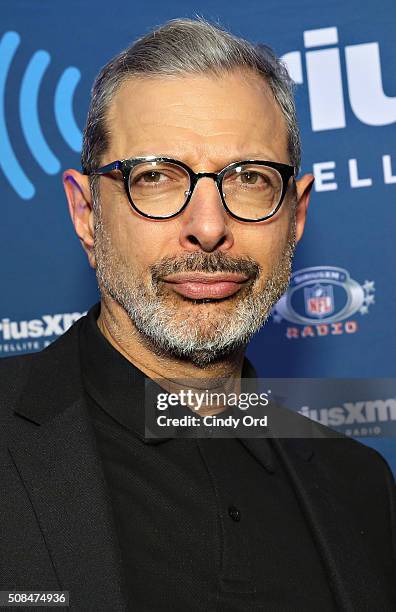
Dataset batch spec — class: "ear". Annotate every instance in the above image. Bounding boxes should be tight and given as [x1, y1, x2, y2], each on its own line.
[63, 169, 97, 268]
[294, 173, 315, 243]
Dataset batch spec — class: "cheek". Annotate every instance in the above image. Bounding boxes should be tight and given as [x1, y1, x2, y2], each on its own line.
[235, 214, 292, 268]
[106, 210, 178, 271]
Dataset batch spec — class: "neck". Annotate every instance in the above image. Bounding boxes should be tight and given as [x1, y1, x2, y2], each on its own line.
[97, 298, 246, 416]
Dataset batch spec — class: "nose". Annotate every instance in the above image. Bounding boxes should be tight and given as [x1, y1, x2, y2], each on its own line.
[178, 177, 234, 253]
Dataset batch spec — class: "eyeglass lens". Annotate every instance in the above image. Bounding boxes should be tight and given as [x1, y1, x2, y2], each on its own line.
[128, 161, 283, 220]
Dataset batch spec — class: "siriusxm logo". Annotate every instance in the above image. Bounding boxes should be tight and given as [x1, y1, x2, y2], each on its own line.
[299, 399, 396, 437]
[0, 31, 82, 200]
[281, 26, 395, 131]
[0, 312, 85, 340]
[300, 400, 396, 426]
[1, 26, 394, 200]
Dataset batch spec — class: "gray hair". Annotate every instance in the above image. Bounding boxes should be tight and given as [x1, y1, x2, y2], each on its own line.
[82, 17, 301, 202]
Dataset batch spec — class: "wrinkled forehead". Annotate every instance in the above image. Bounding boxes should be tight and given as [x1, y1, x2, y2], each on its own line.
[104, 70, 289, 165]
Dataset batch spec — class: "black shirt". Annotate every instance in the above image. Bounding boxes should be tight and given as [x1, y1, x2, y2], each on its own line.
[78, 303, 336, 611]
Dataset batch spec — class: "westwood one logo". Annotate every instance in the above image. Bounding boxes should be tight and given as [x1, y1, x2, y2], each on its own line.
[0, 24, 395, 200]
[0, 311, 86, 355]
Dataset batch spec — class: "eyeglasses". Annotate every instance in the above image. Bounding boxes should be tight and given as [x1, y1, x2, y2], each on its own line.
[86, 156, 295, 222]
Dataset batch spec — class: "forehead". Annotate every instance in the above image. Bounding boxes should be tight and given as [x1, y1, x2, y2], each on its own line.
[105, 70, 289, 165]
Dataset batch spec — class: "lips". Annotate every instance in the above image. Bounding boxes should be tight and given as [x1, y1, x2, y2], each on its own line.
[162, 273, 250, 300]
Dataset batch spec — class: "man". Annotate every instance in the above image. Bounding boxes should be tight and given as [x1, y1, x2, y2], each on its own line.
[1, 18, 395, 611]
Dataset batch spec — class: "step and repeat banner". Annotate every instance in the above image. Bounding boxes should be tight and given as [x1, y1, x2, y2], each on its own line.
[1, 1, 395, 471]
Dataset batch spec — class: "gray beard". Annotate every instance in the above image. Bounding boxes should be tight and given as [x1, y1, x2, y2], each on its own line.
[94, 211, 296, 368]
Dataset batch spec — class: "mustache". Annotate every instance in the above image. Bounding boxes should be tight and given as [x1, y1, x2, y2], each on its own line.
[150, 252, 261, 284]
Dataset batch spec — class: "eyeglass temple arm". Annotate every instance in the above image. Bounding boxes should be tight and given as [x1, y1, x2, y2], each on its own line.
[88, 161, 122, 176]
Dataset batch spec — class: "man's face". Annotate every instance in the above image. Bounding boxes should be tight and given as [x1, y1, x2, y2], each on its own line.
[93, 70, 305, 366]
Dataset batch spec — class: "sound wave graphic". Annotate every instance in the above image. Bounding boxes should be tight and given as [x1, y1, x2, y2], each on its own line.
[0, 31, 82, 200]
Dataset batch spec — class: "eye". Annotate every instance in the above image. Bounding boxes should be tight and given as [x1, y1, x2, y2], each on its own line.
[240, 171, 260, 184]
[235, 170, 273, 189]
[135, 171, 166, 184]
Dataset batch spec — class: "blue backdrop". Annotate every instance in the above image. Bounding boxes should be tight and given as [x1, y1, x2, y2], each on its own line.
[1, 0, 395, 471]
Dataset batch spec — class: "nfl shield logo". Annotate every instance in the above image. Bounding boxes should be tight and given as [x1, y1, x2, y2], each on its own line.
[304, 284, 334, 318]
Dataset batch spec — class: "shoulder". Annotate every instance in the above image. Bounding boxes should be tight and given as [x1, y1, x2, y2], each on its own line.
[0, 353, 33, 408]
[275, 404, 395, 508]
[306, 430, 395, 550]
[0, 314, 85, 420]
[309, 430, 394, 484]
[320, 434, 396, 548]
[294, 408, 395, 485]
